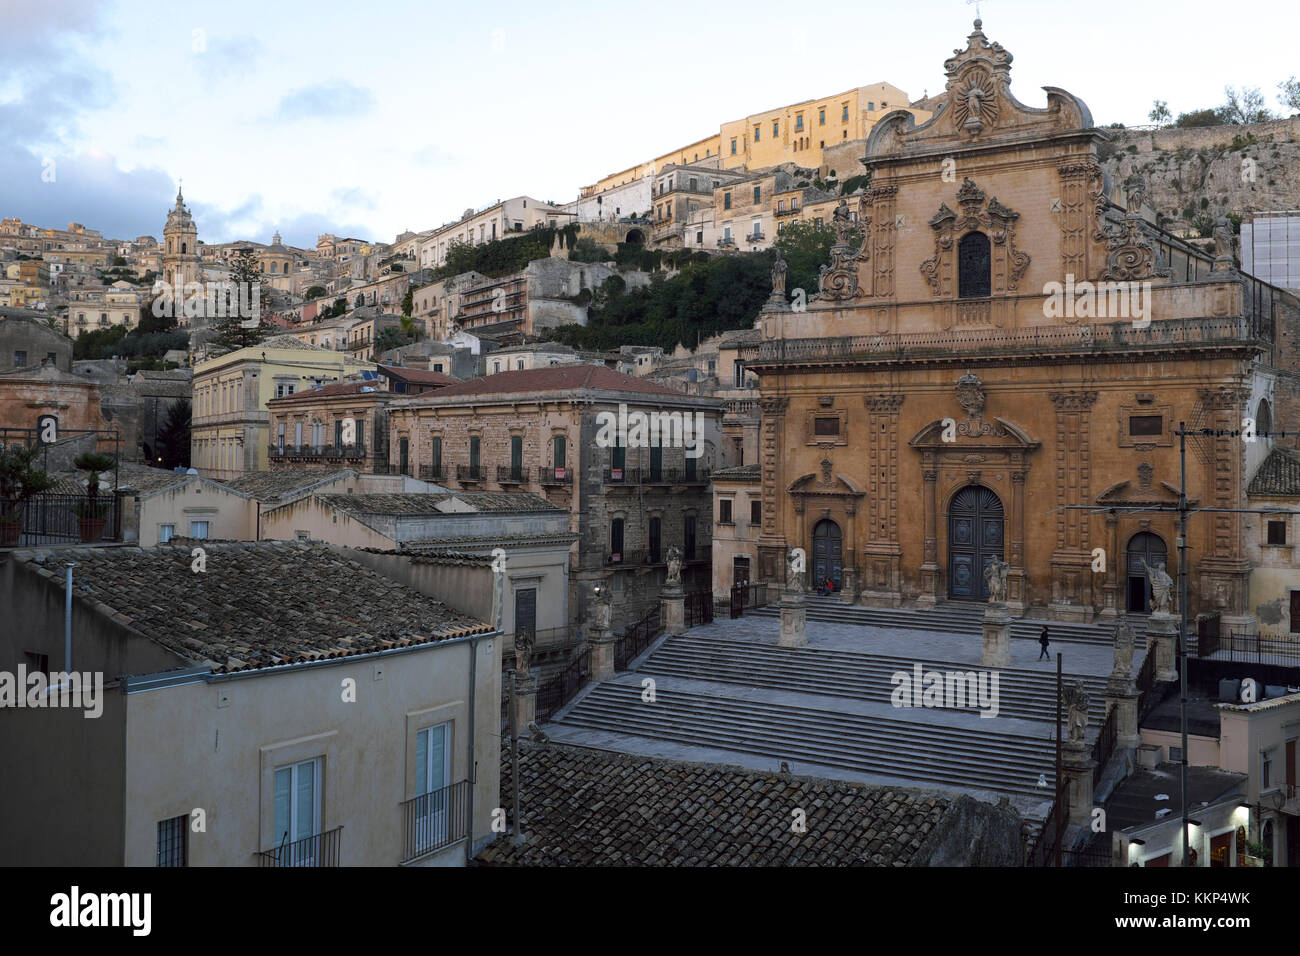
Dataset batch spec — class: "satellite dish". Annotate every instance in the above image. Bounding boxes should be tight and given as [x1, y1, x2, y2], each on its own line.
[186, 468, 198, 475]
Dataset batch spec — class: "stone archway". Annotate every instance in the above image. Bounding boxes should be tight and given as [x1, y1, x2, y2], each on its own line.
[1125, 531, 1167, 614]
[947, 484, 1004, 601]
[811, 519, 843, 589]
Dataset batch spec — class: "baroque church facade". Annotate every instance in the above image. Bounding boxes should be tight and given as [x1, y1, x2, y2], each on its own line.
[747, 21, 1298, 627]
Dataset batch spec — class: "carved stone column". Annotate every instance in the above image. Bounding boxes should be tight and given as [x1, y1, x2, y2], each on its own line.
[1063, 740, 1096, 828]
[756, 396, 789, 584]
[918, 461, 940, 606]
[862, 393, 904, 607]
[588, 626, 616, 682]
[1048, 391, 1098, 622]
[1098, 512, 1120, 623]
[512, 673, 538, 732]
[1105, 624, 1140, 751]
[1007, 469, 1028, 616]
[841, 500, 858, 603]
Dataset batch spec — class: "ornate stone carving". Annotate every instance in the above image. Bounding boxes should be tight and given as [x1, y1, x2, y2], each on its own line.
[817, 203, 869, 302]
[953, 68, 998, 135]
[1139, 558, 1174, 615]
[1101, 177, 1172, 282]
[759, 396, 789, 415]
[1137, 461, 1153, 490]
[1213, 216, 1235, 264]
[1112, 621, 1135, 677]
[1064, 683, 1090, 744]
[513, 630, 533, 672]
[955, 371, 986, 418]
[984, 555, 1009, 604]
[666, 545, 682, 585]
[819, 458, 834, 486]
[920, 180, 1030, 298]
[770, 246, 788, 297]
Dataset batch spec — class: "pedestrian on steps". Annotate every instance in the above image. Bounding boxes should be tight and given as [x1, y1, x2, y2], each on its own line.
[1038, 626, 1051, 661]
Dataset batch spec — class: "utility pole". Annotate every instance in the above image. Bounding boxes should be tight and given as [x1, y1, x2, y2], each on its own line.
[507, 668, 522, 844]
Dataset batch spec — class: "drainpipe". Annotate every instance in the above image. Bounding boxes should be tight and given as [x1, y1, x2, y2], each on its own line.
[464, 631, 478, 864]
[64, 562, 75, 671]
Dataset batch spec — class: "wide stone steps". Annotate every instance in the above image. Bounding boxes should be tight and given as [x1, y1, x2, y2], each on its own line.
[749, 597, 1148, 649]
[556, 682, 1062, 798]
[637, 634, 1111, 727]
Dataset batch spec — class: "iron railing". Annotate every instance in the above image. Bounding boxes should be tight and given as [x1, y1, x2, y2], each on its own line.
[730, 582, 774, 618]
[538, 466, 572, 486]
[496, 465, 526, 484]
[401, 781, 470, 862]
[2, 493, 121, 546]
[269, 444, 366, 460]
[456, 464, 483, 482]
[685, 589, 714, 627]
[1201, 627, 1300, 667]
[258, 826, 343, 867]
[615, 607, 663, 670]
[603, 467, 711, 486]
[1136, 650, 1159, 720]
[739, 317, 1269, 367]
[1091, 706, 1119, 772]
[1027, 779, 1069, 867]
[535, 648, 592, 722]
[419, 464, 446, 481]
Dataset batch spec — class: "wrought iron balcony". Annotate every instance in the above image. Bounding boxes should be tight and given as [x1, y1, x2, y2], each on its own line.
[269, 444, 366, 460]
[257, 826, 343, 867]
[715, 237, 736, 248]
[744, 232, 766, 243]
[774, 206, 801, 218]
[401, 781, 470, 863]
[456, 464, 483, 482]
[602, 466, 710, 486]
[419, 464, 446, 481]
[496, 465, 526, 484]
[539, 466, 572, 486]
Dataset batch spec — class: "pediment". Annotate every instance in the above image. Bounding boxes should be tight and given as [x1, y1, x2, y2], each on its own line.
[909, 417, 1039, 450]
[788, 471, 865, 496]
[1095, 480, 1194, 507]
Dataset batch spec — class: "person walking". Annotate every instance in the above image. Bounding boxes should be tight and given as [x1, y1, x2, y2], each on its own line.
[1038, 626, 1051, 661]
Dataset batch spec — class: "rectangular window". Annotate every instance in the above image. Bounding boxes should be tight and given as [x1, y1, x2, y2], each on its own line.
[730, 138, 737, 155]
[156, 815, 188, 867]
[610, 517, 624, 559]
[754, 125, 760, 141]
[611, 440, 625, 473]
[13, 350, 26, 367]
[719, 499, 733, 524]
[649, 515, 662, 563]
[416, 723, 449, 795]
[431, 436, 442, 475]
[772, 120, 779, 137]
[273, 758, 321, 856]
[684, 514, 697, 560]
[649, 445, 663, 480]
[723, 192, 731, 210]
[189, 521, 209, 539]
[510, 435, 523, 479]
[751, 499, 762, 525]
[469, 435, 480, 470]
[842, 104, 849, 121]
[819, 108, 825, 125]
[276, 422, 285, 451]
[724, 227, 732, 241]
[334, 419, 343, 447]
[24, 650, 49, 674]
[734, 360, 744, 387]
[553, 434, 566, 470]
[814, 417, 841, 436]
[753, 186, 761, 205]
[868, 102, 875, 111]
[1267, 520, 1287, 545]
[159, 524, 175, 543]
[1129, 415, 1164, 437]
[689, 177, 697, 191]
[795, 115, 803, 131]
[356, 420, 364, 448]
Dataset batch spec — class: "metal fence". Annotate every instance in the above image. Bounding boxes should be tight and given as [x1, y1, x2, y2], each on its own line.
[400, 781, 470, 862]
[615, 607, 663, 670]
[685, 589, 714, 627]
[535, 648, 592, 722]
[730, 582, 774, 618]
[1027, 779, 1070, 867]
[1091, 706, 1118, 773]
[257, 826, 343, 867]
[1201, 627, 1300, 668]
[1, 493, 121, 546]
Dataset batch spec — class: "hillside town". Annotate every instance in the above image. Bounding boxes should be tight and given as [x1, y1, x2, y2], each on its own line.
[3, 11, 1300, 897]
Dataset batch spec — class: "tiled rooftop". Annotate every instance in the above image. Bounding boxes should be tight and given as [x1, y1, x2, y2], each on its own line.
[378, 365, 458, 386]
[319, 491, 563, 518]
[476, 743, 951, 867]
[267, 381, 384, 402]
[1248, 446, 1300, 497]
[713, 464, 761, 481]
[221, 469, 354, 501]
[19, 542, 491, 674]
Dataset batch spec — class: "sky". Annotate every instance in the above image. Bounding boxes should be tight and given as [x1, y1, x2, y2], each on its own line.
[2, 0, 1296, 249]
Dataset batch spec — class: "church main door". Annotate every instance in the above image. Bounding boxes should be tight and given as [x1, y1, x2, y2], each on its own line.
[811, 519, 842, 589]
[1126, 532, 1167, 614]
[948, 485, 1004, 601]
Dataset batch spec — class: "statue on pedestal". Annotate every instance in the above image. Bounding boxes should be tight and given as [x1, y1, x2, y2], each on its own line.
[1112, 621, 1135, 676]
[983, 555, 1008, 604]
[785, 547, 804, 593]
[1138, 558, 1174, 615]
[513, 630, 534, 673]
[666, 545, 683, 586]
[1064, 682, 1090, 745]
[591, 586, 612, 631]
[770, 248, 788, 297]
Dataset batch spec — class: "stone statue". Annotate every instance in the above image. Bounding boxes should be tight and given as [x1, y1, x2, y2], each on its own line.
[831, 198, 854, 244]
[1213, 216, 1234, 260]
[513, 630, 534, 673]
[785, 547, 804, 592]
[1064, 682, 1089, 744]
[983, 555, 1008, 604]
[770, 247, 788, 296]
[666, 545, 683, 586]
[1112, 621, 1135, 676]
[591, 586, 612, 631]
[1124, 177, 1146, 216]
[1138, 558, 1174, 615]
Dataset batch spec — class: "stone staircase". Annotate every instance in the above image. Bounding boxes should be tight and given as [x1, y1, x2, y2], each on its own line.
[750, 596, 1150, 649]
[557, 680, 1062, 798]
[636, 634, 1111, 727]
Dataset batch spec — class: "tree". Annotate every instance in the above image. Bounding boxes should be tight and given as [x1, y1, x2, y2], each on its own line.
[156, 398, 191, 469]
[373, 326, 408, 355]
[0, 443, 57, 513]
[210, 248, 271, 351]
[354, 294, 365, 308]
[1279, 76, 1300, 115]
[1148, 100, 1171, 126]
[331, 297, 347, 317]
[775, 219, 856, 298]
[1175, 108, 1221, 128]
[135, 293, 176, 336]
[304, 285, 326, 300]
[401, 288, 413, 316]
[1218, 86, 1272, 125]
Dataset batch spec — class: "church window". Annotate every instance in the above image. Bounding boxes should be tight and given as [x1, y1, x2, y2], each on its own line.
[1128, 415, 1163, 437]
[957, 232, 991, 298]
[814, 417, 840, 436]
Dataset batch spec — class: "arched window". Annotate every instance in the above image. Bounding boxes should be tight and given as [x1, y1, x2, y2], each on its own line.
[958, 231, 991, 298]
[1256, 399, 1273, 441]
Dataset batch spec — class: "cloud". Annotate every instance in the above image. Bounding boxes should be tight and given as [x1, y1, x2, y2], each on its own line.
[331, 187, 374, 209]
[272, 81, 376, 122]
[191, 33, 266, 82]
[412, 144, 460, 168]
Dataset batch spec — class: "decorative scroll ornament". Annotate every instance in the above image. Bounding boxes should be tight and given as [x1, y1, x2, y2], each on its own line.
[1101, 175, 1172, 281]
[817, 198, 870, 302]
[819, 458, 834, 486]
[953, 68, 998, 135]
[955, 371, 986, 418]
[920, 180, 1030, 295]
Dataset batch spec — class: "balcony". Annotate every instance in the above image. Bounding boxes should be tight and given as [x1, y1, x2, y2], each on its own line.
[401, 781, 470, 863]
[539, 466, 572, 486]
[269, 443, 367, 461]
[602, 466, 710, 487]
[744, 232, 766, 243]
[715, 237, 736, 249]
[496, 465, 526, 485]
[257, 826, 343, 867]
[774, 206, 801, 218]
[419, 464, 446, 482]
[736, 317, 1269, 369]
[456, 464, 484, 483]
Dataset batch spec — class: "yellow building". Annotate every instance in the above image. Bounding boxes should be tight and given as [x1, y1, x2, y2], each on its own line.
[191, 335, 372, 480]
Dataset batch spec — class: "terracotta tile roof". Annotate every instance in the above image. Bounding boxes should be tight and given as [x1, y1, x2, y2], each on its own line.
[114, 463, 192, 494]
[318, 491, 563, 518]
[220, 469, 354, 501]
[410, 365, 691, 402]
[19, 542, 492, 674]
[1248, 447, 1300, 497]
[712, 464, 761, 481]
[267, 381, 384, 402]
[476, 744, 951, 867]
[378, 365, 458, 386]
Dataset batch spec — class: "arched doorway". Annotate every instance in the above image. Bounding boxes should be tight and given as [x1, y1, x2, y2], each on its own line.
[1126, 532, 1168, 613]
[624, 228, 645, 245]
[811, 519, 842, 590]
[948, 485, 1004, 601]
